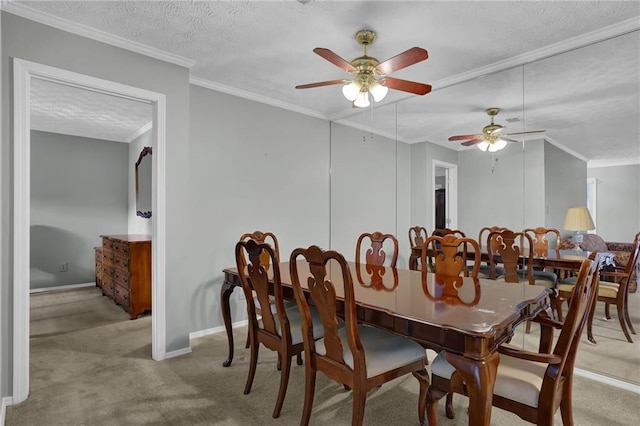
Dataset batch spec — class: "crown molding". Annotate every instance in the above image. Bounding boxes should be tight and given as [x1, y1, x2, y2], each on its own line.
[544, 136, 588, 162]
[587, 158, 640, 168]
[189, 76, 327, 120]
[126, 121, 153, 143]
[2, 1, 195, 69]
[431, 16, 640, 91]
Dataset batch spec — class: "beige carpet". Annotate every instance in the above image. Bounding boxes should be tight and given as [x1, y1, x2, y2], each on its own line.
[5, 286, 640, 425]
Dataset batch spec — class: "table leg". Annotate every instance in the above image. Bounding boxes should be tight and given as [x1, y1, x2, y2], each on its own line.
[445, 352, 499, 426]
[221, 279, 236, 367]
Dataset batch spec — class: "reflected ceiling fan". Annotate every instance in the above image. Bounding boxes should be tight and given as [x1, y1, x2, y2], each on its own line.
[449, 108, 546, 152]
[295, 29, 432, 108]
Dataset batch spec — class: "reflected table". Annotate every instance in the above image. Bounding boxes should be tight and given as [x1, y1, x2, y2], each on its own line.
[221, 262, 550, 426]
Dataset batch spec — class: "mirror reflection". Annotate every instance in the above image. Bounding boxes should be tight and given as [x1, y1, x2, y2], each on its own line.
[135, 146, 152, 218]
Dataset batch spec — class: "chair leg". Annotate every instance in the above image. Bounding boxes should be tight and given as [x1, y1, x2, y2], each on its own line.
[623, 294, 636, 334]
[560, 387, 575, 426]
[605, 302, 612, 320]
[272, 353, 292, 418]
[616, 299, 633, 343]
[412, 368, 430, 426]
[426, 386, 448, 425]
[244, 337, 259, 394]
[525, 320, 532, 334]
[296, 353, 303, 365]
[351, 385, 367, 426]
[555, 297, 564, 322]
[245, 332, 250, 349]
[445, 392, 455, 419]
[300, 367, 316, 426]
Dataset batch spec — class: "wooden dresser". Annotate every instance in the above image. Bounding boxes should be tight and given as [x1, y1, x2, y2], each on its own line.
[94, 246, 103, 292]
[100, 234, 151, 319]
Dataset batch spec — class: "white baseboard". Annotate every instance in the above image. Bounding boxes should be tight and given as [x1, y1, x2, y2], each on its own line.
[189, 319, 248, 340]
[30, 282, 95, 293]
[574, 367, 640, 394]
[161, 346, 192, 360]
[1, 396, 14, 426]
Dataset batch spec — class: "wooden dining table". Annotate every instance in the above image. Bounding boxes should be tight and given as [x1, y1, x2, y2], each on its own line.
[221, 261, 550, 426]
[409, 245, 611, 271]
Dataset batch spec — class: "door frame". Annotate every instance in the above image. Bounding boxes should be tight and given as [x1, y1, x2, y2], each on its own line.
[12, 58, 167, 403]
[432, 160, 458, 231]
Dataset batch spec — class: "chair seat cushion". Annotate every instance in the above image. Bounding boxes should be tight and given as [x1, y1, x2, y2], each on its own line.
[315, 324, 425, 378]
[477, 264, 505, 279]
[597, 281, 620, 298]
[431, 350, 546, 408]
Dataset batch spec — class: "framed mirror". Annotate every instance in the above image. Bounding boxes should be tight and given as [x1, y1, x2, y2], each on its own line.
[135, 146, 152, 218]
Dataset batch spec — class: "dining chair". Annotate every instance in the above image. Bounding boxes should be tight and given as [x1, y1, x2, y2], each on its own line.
[239, 231, 296, 350]
[477, 226, 508, 278]
[408, 226, 428, 248]
[487, 229, 558, 332]
[235, 239, 321, 418]
[426, 256, 599, 426]
[432, 228, 466, 238]
[355, 231, 399, 267]
[559, 234, 639, 343]
[289, 245, 429, 426]
[523, 227, 561, 285]
[554, 252, 597, 323]
[422, 233, 481, 278]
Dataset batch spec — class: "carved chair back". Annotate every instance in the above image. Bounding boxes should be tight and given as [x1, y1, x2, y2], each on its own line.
[408, 226, 428, 247]
[523, 227, 561, 257]
[356, 231, 399, 267]
[487, 229, 535, 283]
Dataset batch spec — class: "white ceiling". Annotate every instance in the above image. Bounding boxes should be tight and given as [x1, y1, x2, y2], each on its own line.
[9, 1, 640, 166]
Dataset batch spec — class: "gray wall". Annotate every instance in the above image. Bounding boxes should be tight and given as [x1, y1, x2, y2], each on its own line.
[30, 131, 129, 289]
[544, 141, 588, 238]
[2, 12, 191, 397]
[458, 142, 526, 241]
[188, 86, 330, 332]
[588, 164, 640, 242]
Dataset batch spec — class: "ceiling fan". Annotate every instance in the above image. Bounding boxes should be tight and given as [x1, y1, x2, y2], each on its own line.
[448, 108, 546, 152]
[295, 29, 432, 108]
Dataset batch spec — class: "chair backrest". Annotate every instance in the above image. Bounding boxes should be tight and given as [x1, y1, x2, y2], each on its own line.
[408, 226, 428, 247]
[544, 257, 599, 396]
[235, 239, 288, 339]
[356, 231, 399, 267]
[487, 229, 534, 283]
[290, 246, 363, 373]
[478, 226, 508, 252]
[239, 230, 280, 270]
[432, 228, 466, 238]
[523, 227, 561, 257]
[422, 234, 481, 279]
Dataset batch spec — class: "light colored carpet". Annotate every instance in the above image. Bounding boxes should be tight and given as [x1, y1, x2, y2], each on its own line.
[5, 286, 640, 425]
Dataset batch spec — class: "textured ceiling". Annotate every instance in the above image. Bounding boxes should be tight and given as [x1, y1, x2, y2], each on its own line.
[10, 1, 640, 165]
[31, 78, 152, 143]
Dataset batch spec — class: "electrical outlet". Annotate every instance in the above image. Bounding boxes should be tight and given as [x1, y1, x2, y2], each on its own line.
[60, 262, 68, 272]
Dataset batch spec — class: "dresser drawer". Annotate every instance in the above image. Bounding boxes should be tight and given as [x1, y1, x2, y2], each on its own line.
[113, 284, 130, 311]
[113, 268, 130, 288]
[103, 252, 129, 270]
[102, 277, 115, 299]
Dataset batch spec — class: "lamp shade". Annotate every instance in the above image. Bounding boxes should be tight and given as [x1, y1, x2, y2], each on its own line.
[563, 206, 595, 231]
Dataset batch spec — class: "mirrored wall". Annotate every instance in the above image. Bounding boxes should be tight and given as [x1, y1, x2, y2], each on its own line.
[328, 28, 639, 385]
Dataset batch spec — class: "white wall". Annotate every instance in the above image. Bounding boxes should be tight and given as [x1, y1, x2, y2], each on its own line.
[30, 131, 129, 289]
[588, 164, 640, 242]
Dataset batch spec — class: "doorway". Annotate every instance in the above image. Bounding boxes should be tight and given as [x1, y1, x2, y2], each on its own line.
[432, 160, 458, 231]
[13, 58, 167, 403]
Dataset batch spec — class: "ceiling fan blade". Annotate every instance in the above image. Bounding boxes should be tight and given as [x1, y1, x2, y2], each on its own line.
[384, 77, 432, 95]
[448, 134, 482, 141]
[502, 138, 520, 143]
[313, 48, 357, 72]
[461, 139, 483, 146]
[295, 79, 347, 89]
[376, 47, 428, 75]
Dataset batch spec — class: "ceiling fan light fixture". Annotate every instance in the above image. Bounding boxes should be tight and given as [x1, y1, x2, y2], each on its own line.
[492, 138, 508, 151]
[477, 141, 490, 151]
[342, 81, 361, 101]
[353, 90, 370, 108]
[369, 80, 388, 102]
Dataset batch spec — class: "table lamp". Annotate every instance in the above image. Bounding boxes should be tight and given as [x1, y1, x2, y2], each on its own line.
[563, 206, 595, 250]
